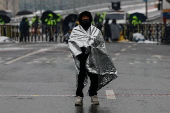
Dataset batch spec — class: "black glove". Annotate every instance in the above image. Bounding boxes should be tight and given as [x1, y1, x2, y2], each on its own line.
[77, 47, 90, 62]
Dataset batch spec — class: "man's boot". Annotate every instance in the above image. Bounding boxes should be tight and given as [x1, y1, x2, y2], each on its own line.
[91, 95, 99, 105]
[75, 96, 83, 106]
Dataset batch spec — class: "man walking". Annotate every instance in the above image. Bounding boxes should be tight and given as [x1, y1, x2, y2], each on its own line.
[68, 11, 117, 106]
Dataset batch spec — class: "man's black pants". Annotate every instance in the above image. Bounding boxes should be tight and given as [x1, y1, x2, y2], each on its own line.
[20, 32, 27, 42]
[76, 53, 98, 97]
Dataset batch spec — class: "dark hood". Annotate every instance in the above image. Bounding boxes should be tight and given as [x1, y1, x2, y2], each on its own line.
[78, 11, 93, 26]
[105, 18, 109, 24]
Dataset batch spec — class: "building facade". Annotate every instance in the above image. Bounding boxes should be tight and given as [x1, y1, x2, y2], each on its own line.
[0, 0, 19, 16]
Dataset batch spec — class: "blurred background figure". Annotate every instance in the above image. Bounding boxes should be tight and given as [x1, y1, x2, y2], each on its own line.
[32, 15, 41, 39]
[94, 12, 100, 27]
[25, 17, 31, 27]
[97, 17, 103, 32]
[55, 14, 63, 42]
[68, 17, 76, 31]
[110, 19, 121, 42]
[19, 17, 29, 43]
[63, 30, 72, 44]
[45, 14, 56, 42]
[132, 15, 141, 26]
[104, 18, 111, 43]
[0, 17, 4, 25]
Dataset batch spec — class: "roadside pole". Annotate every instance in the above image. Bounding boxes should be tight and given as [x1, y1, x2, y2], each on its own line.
[144, 0, 148, 18]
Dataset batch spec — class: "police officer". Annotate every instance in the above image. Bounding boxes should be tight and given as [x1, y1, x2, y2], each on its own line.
[94, 12, 100, 26]
[0, 17, 4, 25]
[131, 15, 141, 33]
[45, 14, 56, 42]
[32, 15, 41, 41]
[132, 15, 141, 26]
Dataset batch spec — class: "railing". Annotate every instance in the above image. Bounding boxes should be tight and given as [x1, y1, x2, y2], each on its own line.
[119, 23, 170, 43]
[1, 23, 170, 43]
[0, 24, 64, 43]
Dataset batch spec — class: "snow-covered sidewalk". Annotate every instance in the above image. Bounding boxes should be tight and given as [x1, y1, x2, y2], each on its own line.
[0, 36, 16, 43]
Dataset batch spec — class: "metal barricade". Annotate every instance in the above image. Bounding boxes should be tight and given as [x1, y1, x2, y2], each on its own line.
[0, 23, 169, 43]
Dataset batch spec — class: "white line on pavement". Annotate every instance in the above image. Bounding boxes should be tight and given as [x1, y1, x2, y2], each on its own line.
[46, 61, 50, 63]
[128, 46, 132, 48]
[112, 58, 116, 61]
[115, 53, 120, 56]
[121, 49, 126, 52]
[153, 61, 158, 64]
[0, 61, 4, 63]
[33, 61, 41, 63]
[106, 90, 116, 99]
[133, 44, 137, 46]
[5, 46, 57, 65]
[146, 61, 150, 64]
[129, 63, 134, 64]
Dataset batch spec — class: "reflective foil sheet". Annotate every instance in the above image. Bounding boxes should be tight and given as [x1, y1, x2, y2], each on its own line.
[68, 25, 117, 91]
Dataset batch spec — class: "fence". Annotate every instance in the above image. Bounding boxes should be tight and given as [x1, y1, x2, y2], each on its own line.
[0, 24, 64, 43]
[0, 23, 170, 43]
[119, 23, 170, 43]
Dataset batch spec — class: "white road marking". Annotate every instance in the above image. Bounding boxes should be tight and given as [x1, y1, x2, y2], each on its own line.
[69, 61, 74, 63]
[129, 63, 134, 64]
[52, 61, 57, 63]
[128, 46, 132, 48]
[46, 61, 51, 63]
[33, 61, 41, 63]
[112, 58, 116, 61]
[26, 62, 33, 64]
[0, 48, 32, 51]
[152, 55, 162, 60]
[133, 44, 137, 46]
[5, 46, 58, 65]
[153, 61, 157, 64]
[106, 90, 116, 99]
[67, 54, 72, 58]
[134, 61, 141, 64]
[50, 58, 56, 60]
[115, 53, 120, 56]
[146, 61, 150, 64]
[121, 49, 126, 52]
[0, 61, 4, 63]
[132, 48, 137, 50]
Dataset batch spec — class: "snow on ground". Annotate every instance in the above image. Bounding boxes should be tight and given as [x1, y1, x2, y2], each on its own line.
[0, 36, 16, 43]
[138, 40, 159, 44]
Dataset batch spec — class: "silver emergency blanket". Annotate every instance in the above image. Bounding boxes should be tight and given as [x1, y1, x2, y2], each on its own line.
[68, 25, 117, 91]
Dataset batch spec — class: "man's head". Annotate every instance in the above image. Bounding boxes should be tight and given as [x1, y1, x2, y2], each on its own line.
[112, 19, 116, 24]
[133, 16, 138, 20]
[102, 12, 106, 16]
[96, 12, 100, 16]
[72, 17, 75, 22]
[79, 11, 93, 30]
[69, 30, 72, 33]
[105, 18, 109, 23]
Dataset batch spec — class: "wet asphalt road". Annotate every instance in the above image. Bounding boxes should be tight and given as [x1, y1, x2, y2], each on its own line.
[0, 42, 170, 113]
